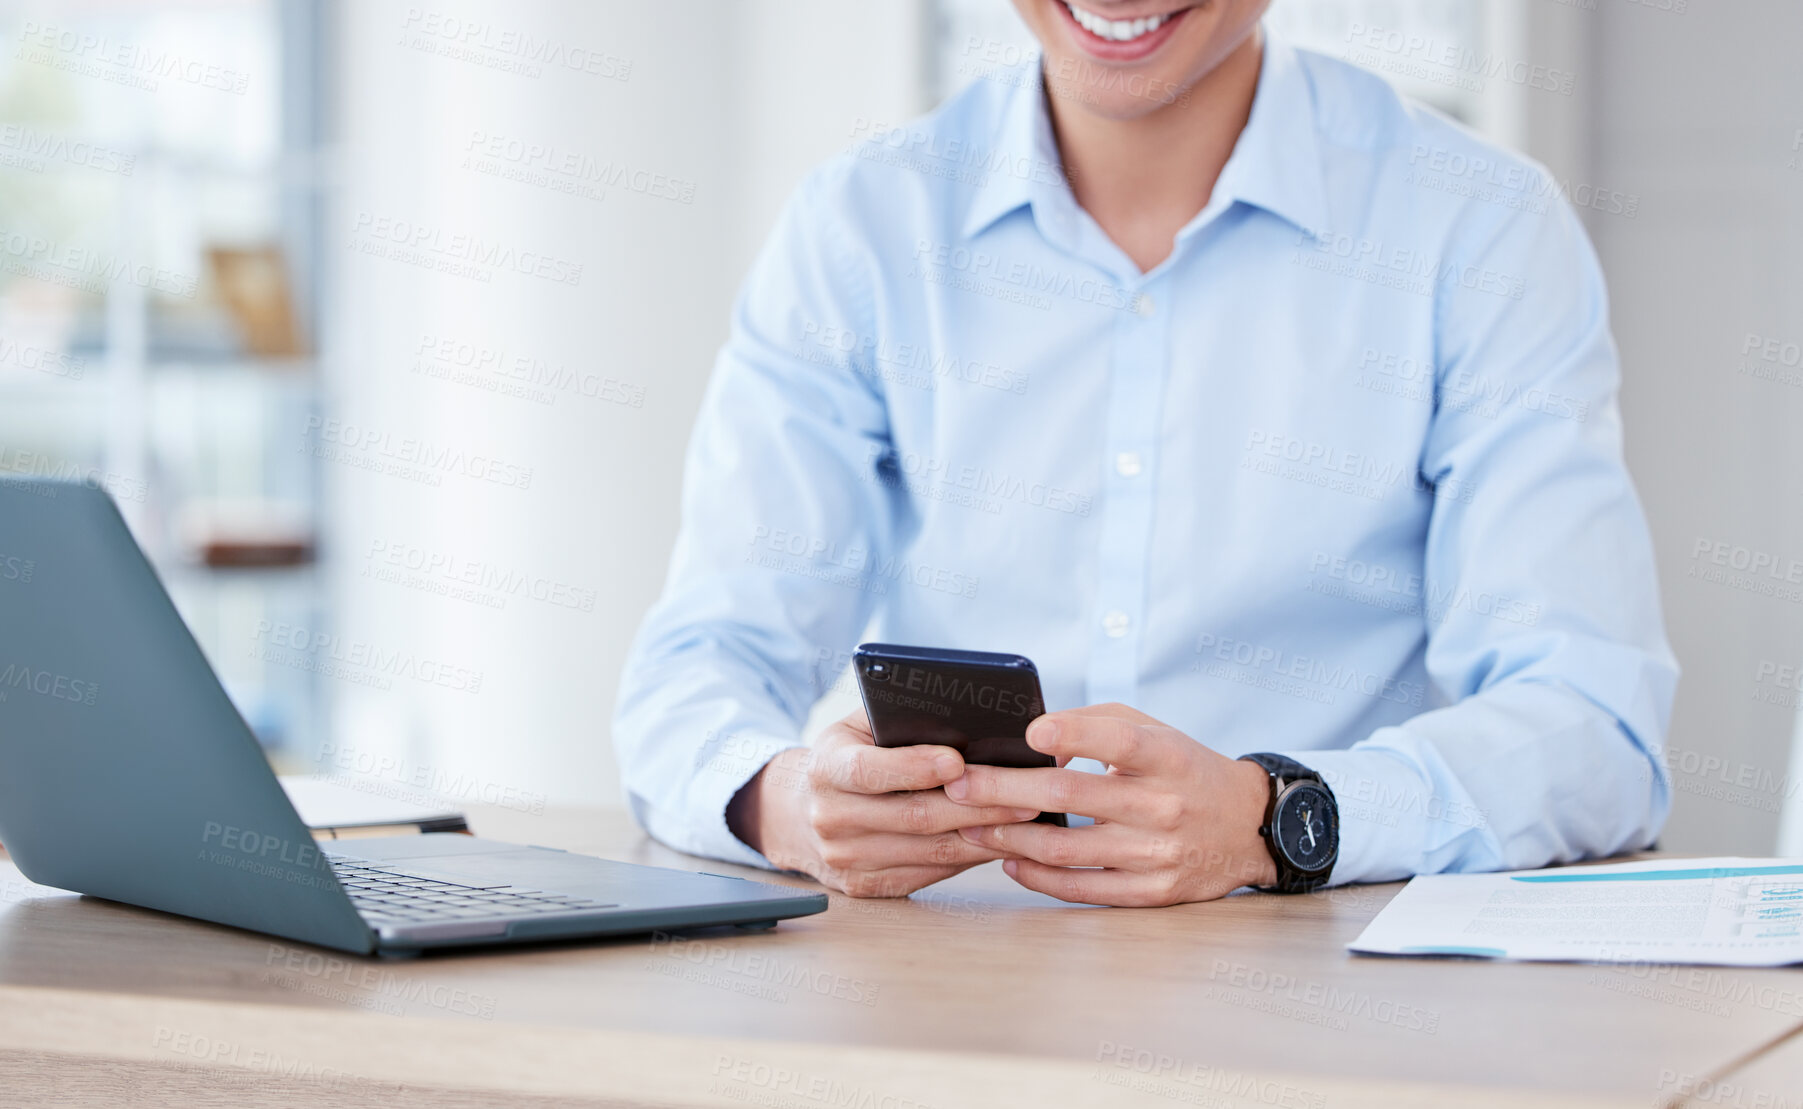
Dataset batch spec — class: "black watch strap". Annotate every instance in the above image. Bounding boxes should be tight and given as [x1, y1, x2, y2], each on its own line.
[1240, 753, 1337, 893]
[1241, 752, 1319, 787]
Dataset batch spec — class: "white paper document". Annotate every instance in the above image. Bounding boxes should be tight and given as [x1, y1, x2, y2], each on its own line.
[1349, 857, 1803, 966]
[277, 775, 464, 831]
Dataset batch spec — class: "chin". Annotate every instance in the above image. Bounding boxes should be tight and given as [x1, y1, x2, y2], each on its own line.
[1045, 77, 1190, 123]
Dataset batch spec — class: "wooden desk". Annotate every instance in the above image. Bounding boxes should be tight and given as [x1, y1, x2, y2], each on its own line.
[1, 806, 1798, 1108]
[1693, 1024, 1803, 1108]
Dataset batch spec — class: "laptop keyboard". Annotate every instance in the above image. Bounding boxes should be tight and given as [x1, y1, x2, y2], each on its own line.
[329, 857, 617, 925]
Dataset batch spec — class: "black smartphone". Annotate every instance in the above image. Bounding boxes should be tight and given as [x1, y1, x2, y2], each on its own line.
[852, 642, 1066, 827]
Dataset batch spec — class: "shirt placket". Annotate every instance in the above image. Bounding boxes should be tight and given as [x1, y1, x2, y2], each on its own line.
[1085, 272, 1170, 711]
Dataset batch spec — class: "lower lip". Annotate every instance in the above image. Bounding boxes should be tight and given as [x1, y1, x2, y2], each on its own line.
[1054, 2, 1189, 63]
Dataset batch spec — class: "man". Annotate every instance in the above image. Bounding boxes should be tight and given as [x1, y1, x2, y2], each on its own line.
[612, 0, 1677, 905]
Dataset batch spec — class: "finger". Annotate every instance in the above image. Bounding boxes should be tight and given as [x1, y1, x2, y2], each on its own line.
[944, 764, 1139, 821]
[814, 732, 963, 795]
[818, 864, 962, 899]
[820, 831, 1013, 872]
[1002, 859, 1184, 907]
[958, 821, 1136, 869]
[1052, 701, 1162, 725]
[1025, 711, 1180, 775]
[826, 789, 1040, 836]
[835, 704, 872, 735]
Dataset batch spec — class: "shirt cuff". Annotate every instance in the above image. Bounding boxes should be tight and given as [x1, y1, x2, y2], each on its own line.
[679, 732, 805, 870]
[1278, 748, 1432, 886]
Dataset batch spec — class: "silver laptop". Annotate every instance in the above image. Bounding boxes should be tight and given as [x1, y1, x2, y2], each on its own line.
[0, 477, 825, 956]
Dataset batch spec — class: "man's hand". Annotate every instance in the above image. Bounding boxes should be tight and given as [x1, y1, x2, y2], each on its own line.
[727, 709, 1040, 898]
[947, 703, 1279, 906]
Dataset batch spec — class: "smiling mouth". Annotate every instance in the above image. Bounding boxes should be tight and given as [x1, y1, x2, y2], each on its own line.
[1059, 1, 1187, 43]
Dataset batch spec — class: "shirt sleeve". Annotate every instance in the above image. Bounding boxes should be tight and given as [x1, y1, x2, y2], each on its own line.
[611, 166, 906, 868]
[1283, 183, 1679, 886]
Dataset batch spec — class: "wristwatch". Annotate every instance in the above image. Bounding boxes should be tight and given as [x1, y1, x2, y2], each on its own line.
[1239, 753, 1339, 893]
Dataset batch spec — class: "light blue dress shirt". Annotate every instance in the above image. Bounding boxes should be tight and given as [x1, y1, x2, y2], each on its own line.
[612, 30, 1678, 886]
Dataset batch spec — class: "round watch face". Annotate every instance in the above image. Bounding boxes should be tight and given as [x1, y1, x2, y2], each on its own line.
[1273, 782, 1337, 874]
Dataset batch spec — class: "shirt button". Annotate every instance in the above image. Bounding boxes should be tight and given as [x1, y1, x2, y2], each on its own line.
[1134, 294, 1156, 318]
[1102, 610, 1131, 638]
[1114, 451, 1142, 478]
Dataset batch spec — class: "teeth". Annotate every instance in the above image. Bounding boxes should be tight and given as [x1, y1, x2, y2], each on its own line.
[1064, 2, 1167, 42]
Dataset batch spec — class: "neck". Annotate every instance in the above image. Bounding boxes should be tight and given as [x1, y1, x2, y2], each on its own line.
[1047, 27, 1264, 272]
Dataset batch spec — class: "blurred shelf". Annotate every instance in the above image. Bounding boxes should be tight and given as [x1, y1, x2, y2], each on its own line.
[149, 356, 317, 376]
[155, 559, 320, 588]
[0, 375, 112, 400]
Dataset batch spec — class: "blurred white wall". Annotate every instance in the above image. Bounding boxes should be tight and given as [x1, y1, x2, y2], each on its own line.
[1406, 0, 1803, 855]
[1577, 0, 1803, 854]
[324, 0, 924, 807]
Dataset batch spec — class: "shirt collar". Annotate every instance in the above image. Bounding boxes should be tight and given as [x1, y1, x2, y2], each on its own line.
[1211, 30, 1330, 240]
[960, 60, 1068, 241]
[960, 27, 1330, 243]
